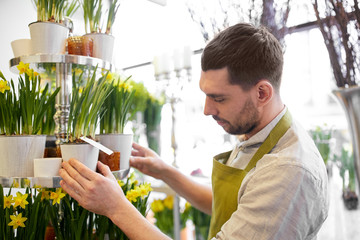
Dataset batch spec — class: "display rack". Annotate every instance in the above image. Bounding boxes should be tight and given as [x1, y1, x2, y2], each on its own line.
[0, 54, 129, 188]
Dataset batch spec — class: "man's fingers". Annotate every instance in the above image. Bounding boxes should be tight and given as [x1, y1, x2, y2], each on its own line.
[59, 166, 85, 199]
[97, 161, 114, 179]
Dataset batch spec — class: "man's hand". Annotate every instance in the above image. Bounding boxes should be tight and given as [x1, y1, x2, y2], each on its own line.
[130, 142, 169, 180]
[59, 159, 125, 218]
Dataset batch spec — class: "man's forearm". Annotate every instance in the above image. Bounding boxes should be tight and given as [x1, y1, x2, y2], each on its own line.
[160, 165, 212, 214]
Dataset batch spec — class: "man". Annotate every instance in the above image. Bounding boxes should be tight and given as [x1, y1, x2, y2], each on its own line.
[60, 23, 329, 240]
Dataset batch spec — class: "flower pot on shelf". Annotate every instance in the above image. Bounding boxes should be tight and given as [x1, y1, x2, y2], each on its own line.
[60, 143, 99, 171]
[11, 39, 32, 58]
[28, 21, 69, 54]
[96, 134, 133, 171]
[83, 33, 114, 62]
[0, 135, 46, 177]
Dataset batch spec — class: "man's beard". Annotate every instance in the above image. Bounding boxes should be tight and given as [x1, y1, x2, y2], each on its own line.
[214, 98, 260, 135]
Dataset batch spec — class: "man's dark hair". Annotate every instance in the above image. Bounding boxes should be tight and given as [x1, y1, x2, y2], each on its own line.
[201, 23, 284, 92]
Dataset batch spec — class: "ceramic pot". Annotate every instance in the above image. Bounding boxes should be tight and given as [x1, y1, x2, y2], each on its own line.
[96, 134, 133, 171]
[11, 39, 32, 57]
[0, 135, 46, 177]
[28, 21, 69, 54]
[83, 33, 114, 62]
[60, 143, 99, 171]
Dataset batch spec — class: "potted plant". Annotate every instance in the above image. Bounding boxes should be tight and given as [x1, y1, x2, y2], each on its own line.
[29, 0, 79, 54]
[334, 144, 358, 210]
[60, 67, 113, 171]
[0, 62, 60, 177]
[97, 74, 135, 172]
[81, 0, 121, 62]
[313, 0, 360, 190]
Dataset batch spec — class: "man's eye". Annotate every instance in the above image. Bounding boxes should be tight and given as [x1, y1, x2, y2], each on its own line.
[214, 98, 224, 103]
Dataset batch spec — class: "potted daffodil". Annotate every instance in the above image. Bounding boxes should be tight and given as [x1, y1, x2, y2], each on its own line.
[60, 67, 113, 171]
[81, 0, 121, 62]
[0, 62, 60, 177]
[97, 73, 135, 172]
[29, 0, 79, 54]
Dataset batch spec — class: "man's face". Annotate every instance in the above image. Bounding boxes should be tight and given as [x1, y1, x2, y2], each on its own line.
[199, 67, 260, 136]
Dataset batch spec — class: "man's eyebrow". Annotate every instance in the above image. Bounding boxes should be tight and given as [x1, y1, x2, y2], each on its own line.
[206, 93, 226, 98]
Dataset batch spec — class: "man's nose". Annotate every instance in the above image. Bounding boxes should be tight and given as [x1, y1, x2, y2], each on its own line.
[203, 97, 216, 116]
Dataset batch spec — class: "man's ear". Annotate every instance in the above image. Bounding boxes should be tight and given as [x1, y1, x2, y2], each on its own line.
[255, 80, 273, 106]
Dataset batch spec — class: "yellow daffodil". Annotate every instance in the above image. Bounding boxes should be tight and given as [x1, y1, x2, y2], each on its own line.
[163, 195, 174, 210]
[25, 68, 39, 79]
[0, 79, 10, 93]
[23, 178, 31, 187]
[3, 195, 14, 209]
[39, 189, 50, 201]
[8, 213, 27, 229]
[13, 192, 29, 209]
[117, 180, 125, 187]
[126, 189, 141, 203]
[138, 183, 152, 199]
[129, 173, 136, 185]
[50, 188, 66, 205]
[12, 180, 19, 188]
[151, 199, 164, 213]
[106, 72, 114, 81]
[73, 68, 83, 76]
[185, 201, 191, 211]
[17, 61, 30, 75]
[33, 184, 42, 189]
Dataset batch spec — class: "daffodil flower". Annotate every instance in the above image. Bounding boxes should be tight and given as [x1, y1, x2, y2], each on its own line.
[17, 61, 30, 75]
[163, 195, 174, 210]
[23, 178, 31, 187]
[8, 213, 27, 229]
[12, 180, 19, 188]
[151, 199, 164, 213]
[126, 188, 141, 203]
[117, 180, 125, 187]
[138, 183, 153, 199]
[39, 189, 51, 201]
[0, 79, 10, 93]
[50, 188, 66, 205]
[13, 192, 29, 209]
[3, 195, 14, 209]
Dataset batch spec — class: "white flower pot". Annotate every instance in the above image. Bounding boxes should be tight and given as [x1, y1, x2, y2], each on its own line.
[34, 157, 62, 177]
[29, 21, 69, 54]
[60, 143, 99, 171]
[0, 135, 46, 177]
[11, 39, 32, 57]
[83, 33, 114, 62]
[96, 134, 133, 171]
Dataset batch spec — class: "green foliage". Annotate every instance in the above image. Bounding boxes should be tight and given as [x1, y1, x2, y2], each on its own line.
[310, 125, 333, 164]
[80, 0, 103, 33]
[32, 0, 79, 22]
[334, 144, 356, 192]
[0, 69, 60, 135]
[67, 67, 113, 141]
[105, 0, 121, 34]
[191, 207, 211, 240]
[99, 76, 135, 134]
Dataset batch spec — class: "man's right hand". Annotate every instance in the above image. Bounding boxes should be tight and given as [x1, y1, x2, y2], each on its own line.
[130, 142, 169, 180]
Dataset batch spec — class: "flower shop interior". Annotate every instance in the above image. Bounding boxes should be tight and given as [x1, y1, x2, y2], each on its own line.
[1, 0, 360, 239]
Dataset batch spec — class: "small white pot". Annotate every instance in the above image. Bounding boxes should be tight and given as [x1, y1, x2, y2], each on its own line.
[97, 134, 133, 170]
[83, 33, 114, 62]
[29, 21, 69, 54]
[0, 135, 46, 177]
[11, 39, 32, 57]
[60, 143, 99, 171]
[34, 157, 62, 177]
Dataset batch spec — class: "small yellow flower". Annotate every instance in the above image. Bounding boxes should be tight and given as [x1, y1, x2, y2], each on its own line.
[151, 199, 164, 213]
[25, 68, 39, 79]
[163, 195, 174, 210]
[12, 180, 19, 188]
[138, 183, 152, 199]
[33, 184, 42, 189]
[50, 188, 66, 205]
[23, 178, 31, 187]
[39, 189, 50, 201]
[13, 192, 29, 209]
[0, 79, 10, 93]
[17, 61, 30, 75]
[185, 201, 191, 211]
[117, 180, 125, 187]
[4, 195, 14, 209]
[126, 189, 141, 203]
[8, 213, 27, 229]
[129, 172, 136, 185]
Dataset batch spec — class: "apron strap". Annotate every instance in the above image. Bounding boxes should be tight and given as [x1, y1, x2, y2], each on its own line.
[245, 110, 292, 172]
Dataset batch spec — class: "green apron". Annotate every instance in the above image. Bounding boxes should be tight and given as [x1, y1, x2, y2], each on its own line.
[208, 110, 292, 239]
